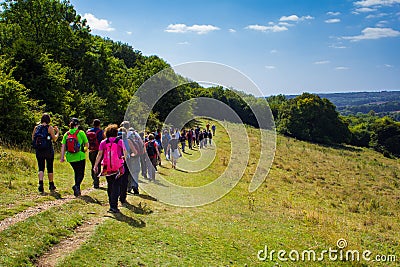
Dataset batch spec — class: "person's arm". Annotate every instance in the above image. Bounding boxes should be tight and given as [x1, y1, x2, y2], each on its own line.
[48, 126, 59, 142]
[32, 126, 37, 141]
[60, 144, 66, 162]
[93, 150, 104, 174]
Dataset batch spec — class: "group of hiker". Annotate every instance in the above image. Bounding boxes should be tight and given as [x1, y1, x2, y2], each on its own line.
[32, 113, 216, 213]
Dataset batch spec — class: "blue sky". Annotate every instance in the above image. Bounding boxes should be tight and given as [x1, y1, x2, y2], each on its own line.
[71, 0, 400, 96]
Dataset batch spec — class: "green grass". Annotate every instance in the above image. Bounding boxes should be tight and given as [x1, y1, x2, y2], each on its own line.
[0, 120, 399, 266]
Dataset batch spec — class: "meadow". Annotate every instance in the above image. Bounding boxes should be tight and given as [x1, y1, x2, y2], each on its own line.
[0, 120, 399, 266]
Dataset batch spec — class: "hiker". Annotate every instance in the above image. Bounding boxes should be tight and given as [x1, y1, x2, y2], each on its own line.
[126, 130, 143, 195]
[139, 132, 147, 179]
[199, 130, 204, 149]
[60, 118, 88, 197]
[179, 129, 186, 153]
[212, 124, 216, 136]
[195, 126, 200, 146]
[118, 127, 129, 205]
[208, 130, 213, 146]
[154, 129, 162, 166]
[145, 134, 160, 181]
[32, 113, 59, 193]
[203, 129, 208, 148]
[93, 124, 126, 213]
[161, 129, 171, 160]
[86, 119, 104, 189]
[206, 123, 210, 132]
[168, 134, 182, 169]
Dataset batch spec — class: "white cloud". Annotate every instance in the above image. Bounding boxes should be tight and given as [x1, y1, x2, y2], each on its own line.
[229, 28, 236, 33]
[384, 64, 393, 67]
[126, 31, 132, 35]
[354, 7, 378, 12]
[376, 20, 388, 27]
[265, 65, 276, 69]
[366, 12, 388, 18]
[246, 24, 288, 32]
[354, 0, 400, 7]
[165, 24, 220, 34]
[325, 18, 341, 23]
[83, 13, 115, 32]
[342, 27, 400, 41]
[177, 41, 190, 45]
[278, 22, 295, 27]
[270, 49, 278, 54]
[335, 66, 349, 70]
[279, 14, 314, 22]
[327, 11, 341, 16]
[314, 60, 331, 64]
[329, 44, 347, 49]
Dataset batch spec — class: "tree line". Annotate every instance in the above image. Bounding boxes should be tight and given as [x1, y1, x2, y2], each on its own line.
[1, 0, 399, 158]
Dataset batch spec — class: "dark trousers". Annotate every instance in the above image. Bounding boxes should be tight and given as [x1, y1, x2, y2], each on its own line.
[106, 174, 122, 210]
[88, 150, 99, 186]
[119, 162, 129, 203]
[140, 154, 147, 178]
[69, 159, 85, 191]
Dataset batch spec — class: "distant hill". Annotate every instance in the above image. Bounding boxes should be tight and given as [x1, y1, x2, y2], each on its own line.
[285, 91, 400, 119]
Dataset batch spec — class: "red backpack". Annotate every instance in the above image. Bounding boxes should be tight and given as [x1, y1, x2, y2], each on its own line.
[66, 130, 80, 153]
[86, 129, 101, 151]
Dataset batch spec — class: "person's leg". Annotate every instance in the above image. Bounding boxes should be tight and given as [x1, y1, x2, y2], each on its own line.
[149, 157, 157, 180]
[106, 174, 119, 212]
[89, 151, 99, 188]
[130, 156, 140, 194]
[36, 152, 46, 192]
[110, 174, 122, 211]
[119, 162, 129, 203]
[70, 159, 85, 196]
[140, 154, 147, 178]
[46, 151, 56, 191]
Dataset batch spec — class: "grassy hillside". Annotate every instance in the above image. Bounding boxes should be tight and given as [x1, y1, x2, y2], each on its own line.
[0, 121, 399, 266]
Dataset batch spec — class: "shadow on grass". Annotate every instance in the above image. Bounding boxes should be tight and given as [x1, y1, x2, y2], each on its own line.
[175, 168, 188, 173]
[107, 212, 146, 228]
[138, 194, 158, 202]
[123, 201, 153, 215]
[79, 195, 103, 205]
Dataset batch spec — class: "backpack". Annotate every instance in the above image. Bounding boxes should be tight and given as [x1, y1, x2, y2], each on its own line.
[33, 125, 50, 150]
[146, 140, 156, 157]
[101, 137, 124, 175]
[86, 129, 101, 151]
[128, 137, 144, 156]
[66, 130, 80, 153]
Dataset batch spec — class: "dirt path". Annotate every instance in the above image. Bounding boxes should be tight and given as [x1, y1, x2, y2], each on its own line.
[34, 216, 107, 267]
[0, 185, 105, 232]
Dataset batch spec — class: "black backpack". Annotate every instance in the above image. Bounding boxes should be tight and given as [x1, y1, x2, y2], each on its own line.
[146, 141, 156, 157]
[32, 125, 50, 150]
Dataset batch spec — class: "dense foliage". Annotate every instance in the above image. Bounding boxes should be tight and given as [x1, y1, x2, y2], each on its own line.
[0, 0, 398, 157]
[0, 0, 266, 145]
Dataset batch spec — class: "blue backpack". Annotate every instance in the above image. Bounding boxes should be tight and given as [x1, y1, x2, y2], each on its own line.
[33, 125, 51, 150]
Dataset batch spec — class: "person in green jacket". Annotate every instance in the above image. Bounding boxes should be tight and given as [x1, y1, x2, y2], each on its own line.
[60, 118, 88, 196]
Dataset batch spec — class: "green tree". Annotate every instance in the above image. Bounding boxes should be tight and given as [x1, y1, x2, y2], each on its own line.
[370, 117, 400, 157]
[278, 93, 350, 144]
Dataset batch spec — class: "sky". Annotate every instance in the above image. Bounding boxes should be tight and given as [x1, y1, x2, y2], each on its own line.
[71, 0, 400, 96]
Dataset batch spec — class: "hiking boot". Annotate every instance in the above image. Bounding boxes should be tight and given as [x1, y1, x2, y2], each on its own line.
[72, 185, 80, 197]
[38, 184, 44, 193]
[133, 189, 139, 195]
[49, 183, 56, 192]
[108, 208, 120, 213]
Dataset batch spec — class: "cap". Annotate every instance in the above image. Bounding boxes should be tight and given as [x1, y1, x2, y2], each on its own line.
[70, 117, 79, 126]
